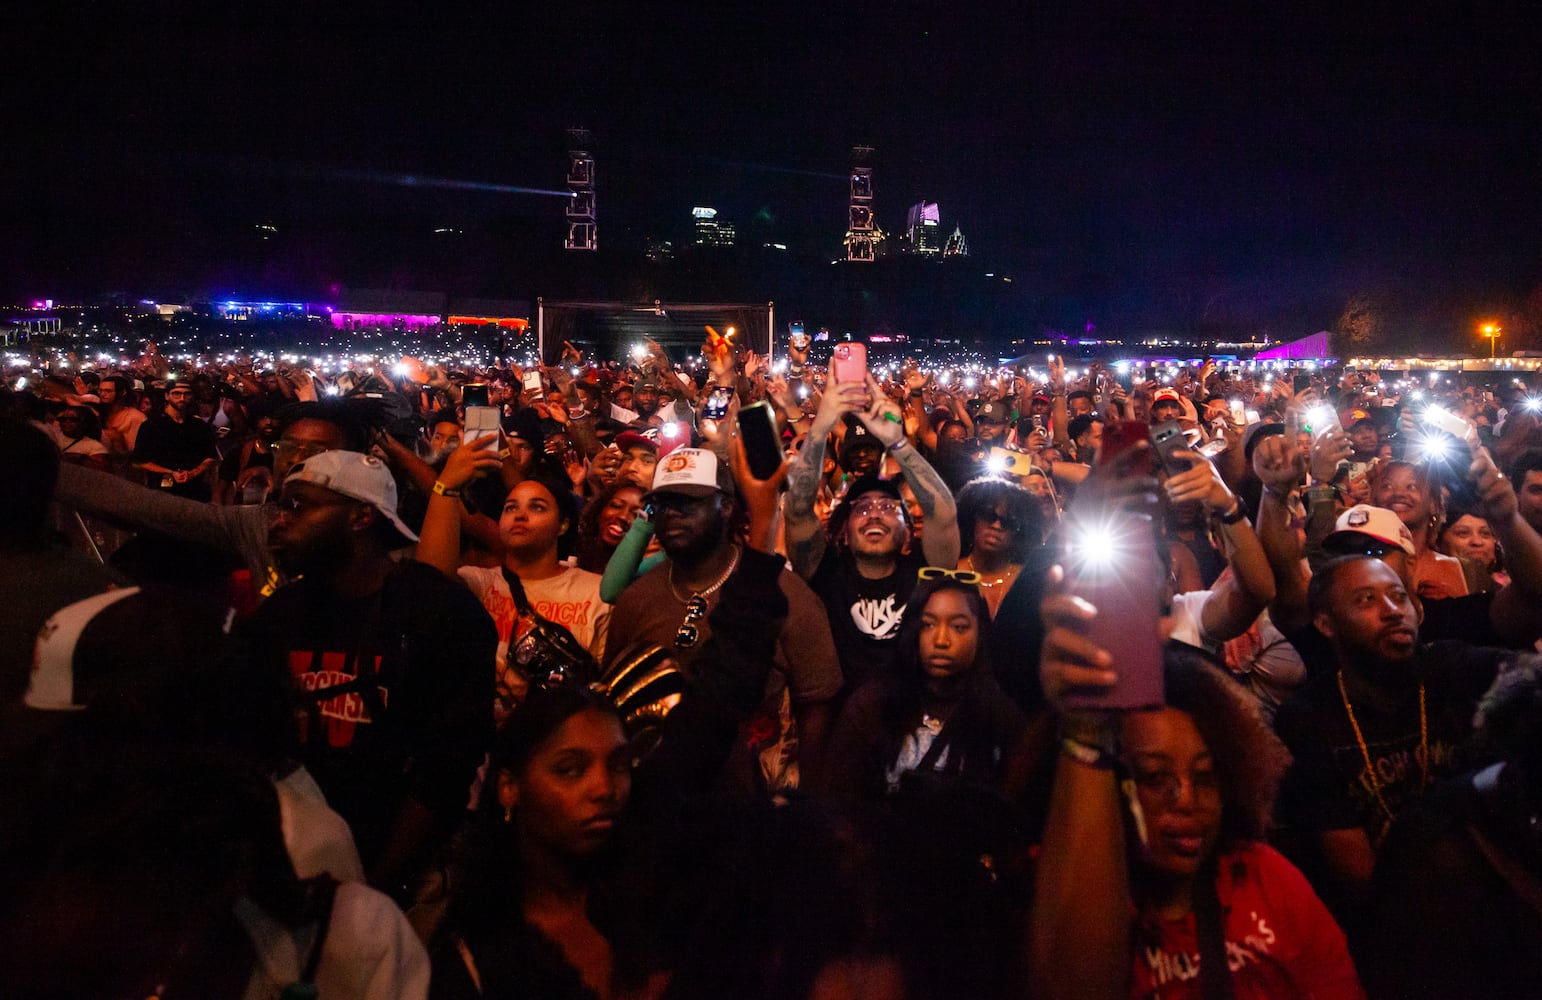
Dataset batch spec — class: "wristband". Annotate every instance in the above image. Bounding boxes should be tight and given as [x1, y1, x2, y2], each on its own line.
[888, 437, 912, 453]
[432, 480, 462, 498]
[1060, 733, 1118, 770]
[1216, 498, 1248, 525]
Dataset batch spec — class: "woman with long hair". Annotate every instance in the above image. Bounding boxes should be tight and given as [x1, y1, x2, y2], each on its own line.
[574, 480, 647, 575]
[820, 573, 1031, 801]
[1030, 608, 1364, 999]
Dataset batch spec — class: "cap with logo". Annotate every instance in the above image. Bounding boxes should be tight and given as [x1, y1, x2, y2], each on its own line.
[1152, 388, 1182, 405]
[645, 447, 734, 499]
[976, 400, 1009, 424]
[1323, 504, 1416, 557]
[284, 450, 419, 543]
[1342, 408, 1375, 427]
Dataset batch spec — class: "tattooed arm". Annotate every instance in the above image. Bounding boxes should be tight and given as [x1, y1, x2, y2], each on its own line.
[855, 374, 961, 569]
[786, 373, 870, 579]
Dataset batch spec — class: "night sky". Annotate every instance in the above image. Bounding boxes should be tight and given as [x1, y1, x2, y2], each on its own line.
[7, 2, 1541, 346]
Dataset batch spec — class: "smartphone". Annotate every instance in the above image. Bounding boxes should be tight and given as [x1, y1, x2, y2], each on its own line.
[703, 385, 734, 421]
[1228, 399, 1246, 426]
[1293, 374, 1312, 394]
[465, 405, 501, 447]
[832, 343, 868, 384]
[989, 446, 1034, 477]
[737, 401, 785, 480]
[463, 382, 490, 408]
[1063, 507, 1164, 711]
[1150, 420, 1194, 478]
[522, 371, 544, 397]
[1097, 420, 1153, 475]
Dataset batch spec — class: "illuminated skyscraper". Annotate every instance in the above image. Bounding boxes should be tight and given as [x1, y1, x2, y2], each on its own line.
[905, 201, 942, 255]
[943, 224, 968, 257]
[692, 207, 736, 247]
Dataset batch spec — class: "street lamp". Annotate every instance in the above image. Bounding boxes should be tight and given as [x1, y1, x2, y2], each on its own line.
[1482, 323, 1501, 360]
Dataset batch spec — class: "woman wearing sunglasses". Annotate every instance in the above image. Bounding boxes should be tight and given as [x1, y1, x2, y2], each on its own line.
[955, 477, 1045, 618]
[819, 569, 1033, 802]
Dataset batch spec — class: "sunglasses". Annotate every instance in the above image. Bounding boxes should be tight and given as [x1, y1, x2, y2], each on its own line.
[917, 566, 983, 585]
[979, 511, 1021, 532]
[675, 595, 708, 649]
[849, 497, 905, 517]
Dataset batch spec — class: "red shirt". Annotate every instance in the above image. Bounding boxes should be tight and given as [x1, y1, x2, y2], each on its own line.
[1129, 843, 1364, 999]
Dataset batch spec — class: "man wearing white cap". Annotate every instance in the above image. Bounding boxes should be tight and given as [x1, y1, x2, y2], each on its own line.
[243, 450, 496, 898]
[606, 448, 842, 793]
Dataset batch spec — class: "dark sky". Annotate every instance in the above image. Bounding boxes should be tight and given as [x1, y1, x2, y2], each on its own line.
[7, 2, 1541, 341]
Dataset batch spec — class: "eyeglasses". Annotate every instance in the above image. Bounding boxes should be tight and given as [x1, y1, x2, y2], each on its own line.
[675, 595, 708, 649]
[273, 440, 332, 461]
[277, 493, 358, 516]
[849, 497, 904, 517]
[1130, 767, 1220, 805]
[917, 566, 983, 585]
[980, 511, 1021, 532]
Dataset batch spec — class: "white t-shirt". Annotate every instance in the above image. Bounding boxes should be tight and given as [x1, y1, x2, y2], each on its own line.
[60, 436, 110, 458]
[235, 882, 429, 1000]
[274, 765, 365, 883]
[458, 565, 611, 671]
[1167, 589, 1222, 656]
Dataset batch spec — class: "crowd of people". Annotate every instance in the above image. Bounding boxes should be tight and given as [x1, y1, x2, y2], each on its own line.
[3, 328, 1542, 999]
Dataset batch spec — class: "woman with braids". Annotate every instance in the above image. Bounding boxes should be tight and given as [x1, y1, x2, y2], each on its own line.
[1029, 609, 1364, 999]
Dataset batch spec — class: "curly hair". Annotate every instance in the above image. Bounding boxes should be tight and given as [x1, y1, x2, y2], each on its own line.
[957, 476, 1044, 564]
[1149, 644, 1292, 844]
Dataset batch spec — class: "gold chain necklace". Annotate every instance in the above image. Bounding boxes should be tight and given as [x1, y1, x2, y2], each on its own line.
[1337, 671, 1428, 824]
[964, 556, 1020, 589]
[668, 545, 741, 604]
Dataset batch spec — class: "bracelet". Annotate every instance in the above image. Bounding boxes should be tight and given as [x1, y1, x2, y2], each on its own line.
[1060, 733, 1118, 770]
[888, 437, 912, 453]
[1261, 484, 1296, 504]
[432, 480, 462, 498]
[1216, 498, 1248, 525]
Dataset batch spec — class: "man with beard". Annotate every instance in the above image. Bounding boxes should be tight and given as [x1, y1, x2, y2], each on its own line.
[133, 379, 218, 501]
[1273, 555, 1526, 925]
[786, 366, 961, 692]
[244, 450, 493, 897]
[95, 375, 146, 457]
[605, 448, 841, 792]
[55, 401, 370, 601]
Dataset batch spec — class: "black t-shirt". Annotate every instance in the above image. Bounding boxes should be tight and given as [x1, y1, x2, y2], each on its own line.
[133, 413, 218, 500]
[809, 548, 926, 693]
[239, 560, 496, 867]
[1274, 640, 1512, 851]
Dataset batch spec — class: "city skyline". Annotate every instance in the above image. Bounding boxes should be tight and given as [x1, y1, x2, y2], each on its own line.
[6, 3, 1540, 349]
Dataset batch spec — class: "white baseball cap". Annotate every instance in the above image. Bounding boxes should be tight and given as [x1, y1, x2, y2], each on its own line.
[1324, 504, 1416, 557]
[283, 450, 419, 543]
[645, 447, 734, 499]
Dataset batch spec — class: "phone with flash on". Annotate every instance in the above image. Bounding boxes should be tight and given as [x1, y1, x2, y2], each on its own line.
[989, 446, 1034, 477]
[1063, 422, 1164, 711]
[522, 371, 544, 397]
